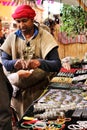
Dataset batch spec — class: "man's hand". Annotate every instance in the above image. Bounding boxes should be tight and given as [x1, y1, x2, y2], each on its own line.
[26, 59, 40, 69]
[14, 59, 27, 70]
[17, 69, 34, 78]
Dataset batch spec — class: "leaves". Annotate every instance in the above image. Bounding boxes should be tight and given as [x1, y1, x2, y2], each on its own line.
[60, 4, 87, 37]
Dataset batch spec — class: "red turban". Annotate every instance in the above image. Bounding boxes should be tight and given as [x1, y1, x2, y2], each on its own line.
[12, 5, 36, 19]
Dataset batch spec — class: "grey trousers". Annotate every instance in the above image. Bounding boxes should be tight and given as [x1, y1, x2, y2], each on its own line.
[0, 63, 13, 130]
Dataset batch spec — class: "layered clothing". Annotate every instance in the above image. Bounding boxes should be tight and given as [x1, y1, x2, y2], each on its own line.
[0, 25, 61, 118]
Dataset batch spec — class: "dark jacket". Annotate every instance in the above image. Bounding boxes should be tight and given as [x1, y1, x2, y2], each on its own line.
[0, 63, 13, 130]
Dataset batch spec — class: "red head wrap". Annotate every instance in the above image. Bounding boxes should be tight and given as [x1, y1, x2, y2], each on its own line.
[12, 5, 36, 19]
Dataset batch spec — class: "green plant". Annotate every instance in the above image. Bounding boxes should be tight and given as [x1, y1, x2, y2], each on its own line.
[60, 4, 87, 37]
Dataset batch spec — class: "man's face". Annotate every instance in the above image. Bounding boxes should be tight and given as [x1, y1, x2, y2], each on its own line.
[15, 18, 34, 34]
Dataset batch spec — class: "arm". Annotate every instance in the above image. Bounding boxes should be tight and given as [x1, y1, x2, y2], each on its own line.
[7, 69, 33, 97]
[1, 47, 61, 72]
[39, 47, 61, 72]
[1, 51, 17, 71]
[1, 52, 27, 71]
[7, 73, 19, 85]
[8, 69, 34, 85]
[27, 47, 61, 72]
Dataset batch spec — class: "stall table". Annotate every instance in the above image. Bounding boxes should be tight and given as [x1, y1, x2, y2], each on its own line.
[16, 67, 87, 130]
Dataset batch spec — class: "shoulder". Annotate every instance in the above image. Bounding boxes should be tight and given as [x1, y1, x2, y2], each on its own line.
[40, 24, 51, 33]
[5, 32, 16, 41]
[0, 32, 16, 51]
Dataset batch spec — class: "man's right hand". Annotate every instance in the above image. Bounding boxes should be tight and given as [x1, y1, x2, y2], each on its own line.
[14, 59, 27, 70]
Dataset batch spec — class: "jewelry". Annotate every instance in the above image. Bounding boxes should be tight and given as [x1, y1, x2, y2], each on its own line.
[77, 121, 87, 128]
[34, 121, 47, 129]
[20, 122, 34, 129]
[68, 124, 83, 130]
[23, 116, 37, 120]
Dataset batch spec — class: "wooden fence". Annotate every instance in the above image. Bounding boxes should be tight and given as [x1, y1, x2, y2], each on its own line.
[58, 42, 87, 60]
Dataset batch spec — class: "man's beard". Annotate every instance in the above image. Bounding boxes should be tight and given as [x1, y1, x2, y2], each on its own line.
[21, 26, 33, 35]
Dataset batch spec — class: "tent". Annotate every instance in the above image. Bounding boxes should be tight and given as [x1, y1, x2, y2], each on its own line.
[11, 0, 87, 11]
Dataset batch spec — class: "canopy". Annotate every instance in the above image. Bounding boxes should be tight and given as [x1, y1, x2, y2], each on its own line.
[12, 0, 87, 11]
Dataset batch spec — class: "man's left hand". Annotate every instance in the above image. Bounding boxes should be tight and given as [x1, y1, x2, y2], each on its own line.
[26, 59, 40, 69]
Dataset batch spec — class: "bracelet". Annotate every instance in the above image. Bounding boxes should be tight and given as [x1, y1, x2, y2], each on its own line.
[68, 124, 83, 130]
[34, 121, 46, 129]
[23, 116, 36, 120]
[50, 123, 62, 128]
[20, 122, 34, 129]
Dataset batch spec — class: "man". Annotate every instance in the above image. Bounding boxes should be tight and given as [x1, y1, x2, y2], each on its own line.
[0, 5, 61, 119]
[0, 63, 13, 130]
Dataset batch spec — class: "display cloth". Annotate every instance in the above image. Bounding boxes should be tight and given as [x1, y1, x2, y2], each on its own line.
[15, 68, 87, 130]
[17, 87, 87, 130]
[11, 60, 87, 130]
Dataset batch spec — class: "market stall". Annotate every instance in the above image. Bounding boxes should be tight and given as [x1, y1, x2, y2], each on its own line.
[16, 60, 87, 130]
[0, 1, 87, 130]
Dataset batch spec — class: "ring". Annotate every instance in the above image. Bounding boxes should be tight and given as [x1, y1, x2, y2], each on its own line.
[65, 118, 71, 122]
